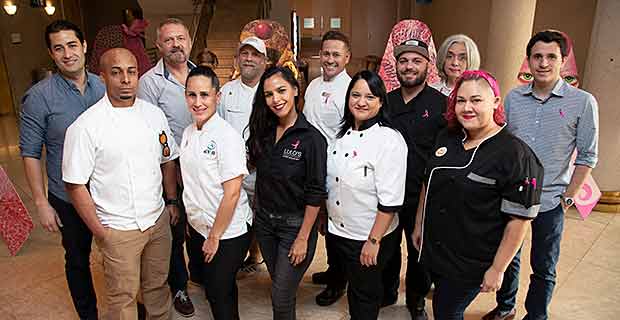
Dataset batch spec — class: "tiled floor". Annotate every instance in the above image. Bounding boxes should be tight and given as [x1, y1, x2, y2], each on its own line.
[1, 113, 619, 320]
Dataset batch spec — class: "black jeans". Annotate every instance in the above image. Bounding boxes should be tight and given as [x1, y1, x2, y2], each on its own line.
[431, 274, 481, 320]
[255, 211, 318, 320]
[331, 229, 399, 320]
[382, 207, 432, 308]
[323, 207, 347, 290]
[49, 193, 98, 320]
[193, 227, 251, 320]
[167, 186, 189, 293]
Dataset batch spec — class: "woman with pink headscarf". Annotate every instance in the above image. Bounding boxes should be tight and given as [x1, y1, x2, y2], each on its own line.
[412, 70, 543, 320]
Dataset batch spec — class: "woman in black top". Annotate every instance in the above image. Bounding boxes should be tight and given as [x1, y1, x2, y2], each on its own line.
[412, 70, 544, 320]
[247, 66, 327, 320]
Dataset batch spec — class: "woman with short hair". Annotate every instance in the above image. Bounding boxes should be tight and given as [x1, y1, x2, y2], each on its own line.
[433, 34, 481, 96]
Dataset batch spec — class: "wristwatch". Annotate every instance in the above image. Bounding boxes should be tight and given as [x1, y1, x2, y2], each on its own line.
[165, 198, 179, 206]
[368, 236, 381, 245]
[561, 195, 574, 207]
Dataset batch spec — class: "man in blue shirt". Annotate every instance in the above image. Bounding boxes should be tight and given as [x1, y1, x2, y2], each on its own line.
[19, 20, 105, 320]
[483, 30, 599, 320]
[138, 17, 196, 317]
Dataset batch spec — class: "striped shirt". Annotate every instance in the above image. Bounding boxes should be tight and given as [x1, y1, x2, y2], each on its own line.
[504, 79, 599, 212]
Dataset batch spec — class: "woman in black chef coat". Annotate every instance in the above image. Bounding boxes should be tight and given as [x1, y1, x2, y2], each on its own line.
[247, 66, 327, 320]
[412, 70, 543, 320]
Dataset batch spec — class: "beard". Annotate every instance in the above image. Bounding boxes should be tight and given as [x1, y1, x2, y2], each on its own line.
[165, 48, 188, 64]
[397, 67, 427, 88]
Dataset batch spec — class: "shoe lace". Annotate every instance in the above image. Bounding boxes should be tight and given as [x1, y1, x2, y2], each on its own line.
[175, 290, 189, 303]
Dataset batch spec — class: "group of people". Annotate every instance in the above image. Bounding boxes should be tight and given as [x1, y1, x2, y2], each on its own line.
[19, 16, 598, 320]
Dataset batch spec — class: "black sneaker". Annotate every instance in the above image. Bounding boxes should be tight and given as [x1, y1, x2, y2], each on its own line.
[173, 290, 195, 317]
[236, 257, 264, 279]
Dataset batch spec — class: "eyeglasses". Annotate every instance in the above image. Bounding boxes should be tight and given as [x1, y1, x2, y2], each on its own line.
[159, 131, 171, 157]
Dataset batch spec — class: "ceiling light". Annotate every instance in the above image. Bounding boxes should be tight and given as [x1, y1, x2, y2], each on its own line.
[3, 2, 17, 15]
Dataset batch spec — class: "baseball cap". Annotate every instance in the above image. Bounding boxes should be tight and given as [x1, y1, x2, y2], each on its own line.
[394, 38, 430, 60]
[238, 36, 267, 56]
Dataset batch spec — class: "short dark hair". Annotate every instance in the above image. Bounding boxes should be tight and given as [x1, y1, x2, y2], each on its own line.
[45, 20, 84, 49]
[526, 30, 567, 58]
[321, 30, 351, 52]
[186, 66, 221, 92]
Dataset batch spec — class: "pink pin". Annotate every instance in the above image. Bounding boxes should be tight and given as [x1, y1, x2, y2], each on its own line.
[353, 150, 358, 158]
[422, 110, 429, 118]
[531, 178, 537, 188]
[559, 109, 566, 118]
[291, 139, 300, 149]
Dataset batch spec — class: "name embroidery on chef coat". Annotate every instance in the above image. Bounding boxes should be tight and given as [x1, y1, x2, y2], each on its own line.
[282, 139, 302, 161]
[204, 140, 217, 159]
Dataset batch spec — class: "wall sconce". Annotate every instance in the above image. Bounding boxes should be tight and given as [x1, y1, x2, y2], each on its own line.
[3, 1, 17, 15]
[44, 4, 55, 15]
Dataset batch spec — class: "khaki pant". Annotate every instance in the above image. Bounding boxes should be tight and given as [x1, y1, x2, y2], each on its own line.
[96, 213, 172, 320]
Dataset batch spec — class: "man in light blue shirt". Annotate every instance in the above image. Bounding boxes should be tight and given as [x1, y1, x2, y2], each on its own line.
[137, 17, 196, 317]
[19, 20, 105, 320]
[484, 30, 599, 320]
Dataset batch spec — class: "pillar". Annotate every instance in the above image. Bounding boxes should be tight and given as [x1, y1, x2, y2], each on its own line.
[485, 0, 537, 93]
[583, 0, 620, 211]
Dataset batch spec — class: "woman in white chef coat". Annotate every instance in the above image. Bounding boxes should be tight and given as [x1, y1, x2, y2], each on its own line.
[326, 70, 408, 320]
[180, 66, 253, 320]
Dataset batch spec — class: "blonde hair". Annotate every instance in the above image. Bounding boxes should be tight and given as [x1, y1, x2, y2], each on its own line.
[436, 34, 480, 81]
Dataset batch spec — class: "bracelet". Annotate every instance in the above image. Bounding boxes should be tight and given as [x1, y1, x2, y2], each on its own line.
[165, 198, 179, 206]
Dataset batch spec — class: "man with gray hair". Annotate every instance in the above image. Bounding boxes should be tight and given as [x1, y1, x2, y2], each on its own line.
[138, 17, 196, 317]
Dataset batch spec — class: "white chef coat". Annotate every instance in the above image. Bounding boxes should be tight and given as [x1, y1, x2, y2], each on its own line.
[63, 96, 179, 231]
[217, 78, 258, 140]
[217, 78, 258, 196]
[180, 114, 252, 240]
[303, 70, 352, 145]
[326, 122, 408, 241]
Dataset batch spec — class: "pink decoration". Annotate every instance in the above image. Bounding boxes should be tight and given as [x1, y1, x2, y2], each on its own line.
[378, 20, 440, 93]
[0, 165, 34, 256]
[254, 22, 273, 40]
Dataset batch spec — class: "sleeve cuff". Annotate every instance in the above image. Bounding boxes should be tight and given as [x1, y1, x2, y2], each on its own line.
[501, 199, 540, 219]
[305, 193, 327, 207]
[378, 203, 402, 213]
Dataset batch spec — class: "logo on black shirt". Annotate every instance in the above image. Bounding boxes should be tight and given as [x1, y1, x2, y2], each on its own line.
[282, 148, 302, 161]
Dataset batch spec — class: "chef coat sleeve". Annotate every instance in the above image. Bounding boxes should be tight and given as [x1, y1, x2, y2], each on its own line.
[499, 140, 544, 219]
[158, 110, 179, 163]
[218, 131, 249, 184]
[375, 130, 408, 213]
[62, 122, 95, 185]
[303, 131, 328, 206]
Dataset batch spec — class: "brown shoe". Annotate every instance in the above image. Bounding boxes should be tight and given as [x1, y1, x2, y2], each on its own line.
[482, 307, 516, 320]
[173, 290, 195, 317]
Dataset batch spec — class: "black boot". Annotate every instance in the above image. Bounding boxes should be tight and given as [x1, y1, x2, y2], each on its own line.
[408, 295, 428, 320]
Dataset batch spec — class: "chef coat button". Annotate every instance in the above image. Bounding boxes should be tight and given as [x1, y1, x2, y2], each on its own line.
[340, 223, 345, 227]
[360, 133, 363, 137]
[332, 150, 337, 155]
[347, 131, 351, 135]
[336, 177, 339, 182]
[329, 217, 332, 221]
[336, 201, 340, 206]
[344, 153, 349, 157]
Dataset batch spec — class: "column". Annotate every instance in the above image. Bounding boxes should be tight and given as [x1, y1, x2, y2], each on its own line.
[583, 0, 620, 212]
[484, 0, 537, 93]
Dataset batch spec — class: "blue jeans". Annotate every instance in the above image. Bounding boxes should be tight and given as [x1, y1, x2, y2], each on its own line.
[496, 204, 564, 320]
[255, 211, 318, 320]
[431, 275, 481, 320]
